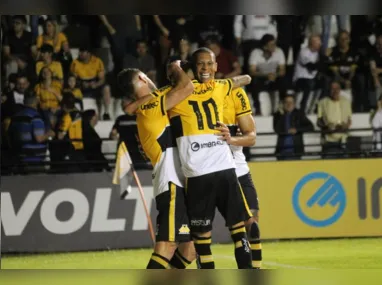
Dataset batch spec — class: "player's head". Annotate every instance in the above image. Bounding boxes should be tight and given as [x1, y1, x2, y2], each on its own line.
[166, 57, 194, 84]
[117, 68, 157, 101]
[191, 47, 217, 83]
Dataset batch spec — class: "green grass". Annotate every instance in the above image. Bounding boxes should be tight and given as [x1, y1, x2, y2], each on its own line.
[2, 238, 382, 270]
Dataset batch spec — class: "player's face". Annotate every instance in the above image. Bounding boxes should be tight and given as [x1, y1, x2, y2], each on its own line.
[194, 52, 217, 83]
[136, 72, 157, 98]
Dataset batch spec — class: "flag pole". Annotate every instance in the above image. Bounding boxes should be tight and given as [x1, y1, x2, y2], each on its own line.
[131, 168, 156, 247]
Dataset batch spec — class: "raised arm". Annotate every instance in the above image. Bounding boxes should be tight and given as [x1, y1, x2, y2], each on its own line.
[230, 75, 252, 89]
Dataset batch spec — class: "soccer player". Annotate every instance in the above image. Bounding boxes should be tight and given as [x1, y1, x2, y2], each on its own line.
[222, 87, 262, 269]
[168, 48, 254, 269]
[117, 62, 195, 269]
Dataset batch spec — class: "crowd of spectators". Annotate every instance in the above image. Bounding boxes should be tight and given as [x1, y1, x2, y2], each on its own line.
[2, 15, 382, 173]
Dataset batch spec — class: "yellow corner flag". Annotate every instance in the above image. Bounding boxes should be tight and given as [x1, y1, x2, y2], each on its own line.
[113, 141, 134, 199]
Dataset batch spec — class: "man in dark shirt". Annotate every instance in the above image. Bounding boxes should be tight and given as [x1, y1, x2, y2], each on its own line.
[8, 95, 54, 167]
[2, 15, 37, 79]
[273, 94, 314, 160]
[327, 30, 365, 112]
[109, 98, 149, 169]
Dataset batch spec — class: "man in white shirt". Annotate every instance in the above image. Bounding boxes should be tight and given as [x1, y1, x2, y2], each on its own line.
[234, 15, 277, 74]
[293, 35, 322, 114]
[317, 81, 352, 158]
[248, 34, 287, 115]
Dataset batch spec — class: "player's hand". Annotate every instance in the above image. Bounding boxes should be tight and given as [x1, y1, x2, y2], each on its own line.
[215, 121, 232, 143]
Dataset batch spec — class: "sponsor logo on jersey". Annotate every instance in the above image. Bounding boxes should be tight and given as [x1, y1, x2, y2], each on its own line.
[236, 92, 247, 111]
[141, 101, 159, 110]
[191, 141, 224, 152]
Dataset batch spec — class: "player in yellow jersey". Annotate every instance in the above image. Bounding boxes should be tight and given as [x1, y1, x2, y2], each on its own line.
[167, 48, 254, 269]
[222, 87, 262, 269]
[117, 62, 196, 269]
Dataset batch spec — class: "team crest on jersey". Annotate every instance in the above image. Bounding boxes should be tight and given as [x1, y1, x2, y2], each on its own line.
[178, 224, 190, 235]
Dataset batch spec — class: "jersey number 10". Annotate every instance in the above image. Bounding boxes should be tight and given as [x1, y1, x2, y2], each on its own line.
[188, 98, 219, 130]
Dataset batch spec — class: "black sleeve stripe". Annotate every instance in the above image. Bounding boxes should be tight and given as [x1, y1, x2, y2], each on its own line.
[226, 79, 233, 96]
[160, 95, 165, 116]
[152, 91, 159, 97]
[236, 110, 252, 117]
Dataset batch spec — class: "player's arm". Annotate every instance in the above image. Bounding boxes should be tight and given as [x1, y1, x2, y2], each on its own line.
[164, 62, 194, 110]
[230, 75, 252, 89]
[216, 118, 256, 147]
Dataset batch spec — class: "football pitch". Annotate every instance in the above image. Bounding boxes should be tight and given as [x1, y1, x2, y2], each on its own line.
[3, 237, 382, 269]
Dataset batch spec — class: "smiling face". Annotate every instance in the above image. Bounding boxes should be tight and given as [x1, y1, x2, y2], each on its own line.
[193, 51, 217, 83]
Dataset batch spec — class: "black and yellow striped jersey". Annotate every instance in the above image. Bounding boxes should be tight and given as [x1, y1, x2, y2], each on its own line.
[59, 109, 83, 150]
[168, 79, 236, 178]
[223, 87, 253, 178]
[136, 85, 184, 195]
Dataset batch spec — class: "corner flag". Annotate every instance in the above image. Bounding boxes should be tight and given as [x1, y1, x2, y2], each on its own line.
[112, 141, 134, 199]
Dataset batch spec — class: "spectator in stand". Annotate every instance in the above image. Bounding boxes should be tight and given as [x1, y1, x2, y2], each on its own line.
[234, 15, 277, 73]
[321, 16, 349, 55]
[99, 15, 142, 75]
[370, 35, 382, 109]
[248, 34, 287, 115]
[327, 30, 365, 112]
[2, 15, 37, 79]
[82, 109, 111, 172]
[123, 40, 156, 84]
[274, 16, 308, 64]
[317, 81, 352, 158]
[171, 37, 192, 62]
[36, 18, 70, 55]
[57, 93, 87, 172]
[2, 74, 31, 119]
[63, 74, 83, 110]
[371, 95, 382, 152]
[109, 98, 149, 168]
[70, 45, 112, 120]
[273, 94, 314, 160]
[205, 35, 242, 79]
[35, 44, 64, 86]
[7, 94, 55, 170]
[194, 15, 222, 47]
[293, 35, 322, 114]
[34, 67, 63, 129]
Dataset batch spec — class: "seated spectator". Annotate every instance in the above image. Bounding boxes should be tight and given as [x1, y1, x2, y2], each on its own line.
[293, 35, 323, 114]
[371, 94, 382, 152]
[234, 15, 278, 73]
[171, 37, 192, 62]
[1, 74, 29, 120]
[82, 109, 111, 172]
[7, 94, 54, 171]
[273, 94, 314, 160]
[35, 44, 64, 86]
[123, 40, 156, 84]
[36, 18, 69, 55]
[63, 74, 83, 110]
[249, 34, 287, 115]
[57, 94, 87, 172]
[70, 46, 111, 120]
[109, 98, 150, 169]
[370, 35, 382, 109]
[2, 15, 37, 79]
[327, 30, 365, 112]
[205, 35, 242, 79]
[34, 67, 63, 129]
[317, 81, 352, 158]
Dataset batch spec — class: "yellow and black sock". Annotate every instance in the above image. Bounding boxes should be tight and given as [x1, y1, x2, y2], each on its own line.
[248, 222, 262, 269]
[230, 225, 253, 269]
[146, 252, 170, 269]
[192, 235, 215, 269]
[169, 249, 192, 269]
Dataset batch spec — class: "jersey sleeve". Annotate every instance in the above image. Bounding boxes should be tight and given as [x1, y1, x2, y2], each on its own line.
[233, 88, 252, 118]
[59, 113, 72, 133]
[137, 86, 172, 118]
[216, 79, 233, 97]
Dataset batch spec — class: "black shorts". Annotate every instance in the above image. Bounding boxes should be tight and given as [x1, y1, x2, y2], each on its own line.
[186, 169, 251, 233]
[238, 172, 259, 212]
[155, 182, 191, 243]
